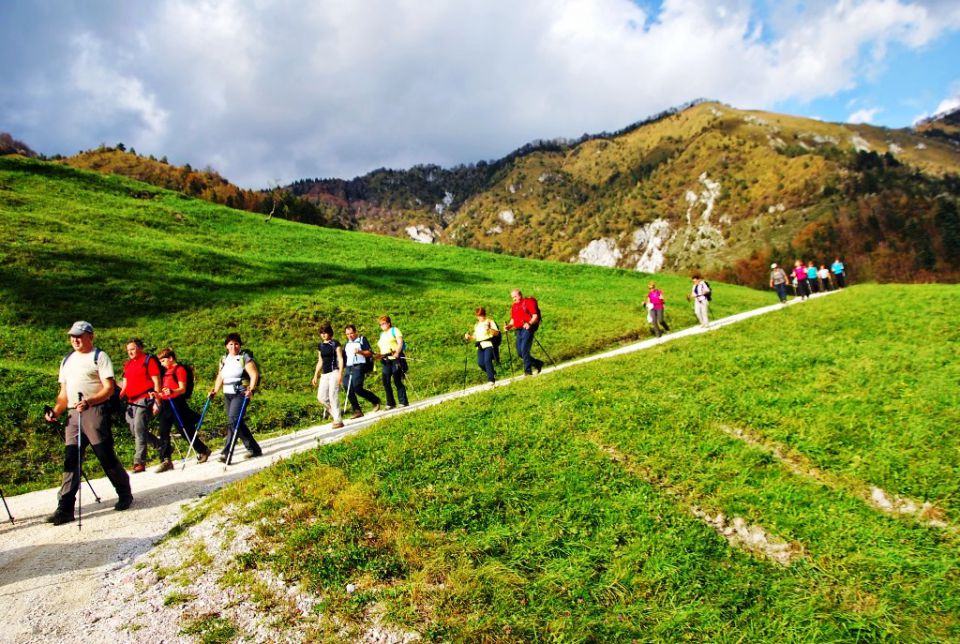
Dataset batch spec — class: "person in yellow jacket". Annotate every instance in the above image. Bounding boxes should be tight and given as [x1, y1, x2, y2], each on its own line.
[376, 315, 408, 408]
[464, 307, 501, 385]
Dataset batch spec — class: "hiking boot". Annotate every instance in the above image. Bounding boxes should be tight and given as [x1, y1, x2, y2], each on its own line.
[132, 463, 146, 473]
[385, 405, 395, 410]
[114, 495, 133, 511]
[371, 404, 381, 413]
[46, 504, 76, 525]
[155, 459, 174, 473]
[350, 411, 364, 419]
[246, 450, 262, 458]
[332, 422, 345, 429]
[197, 450, 211, 464]
[217, 453, 228, 463]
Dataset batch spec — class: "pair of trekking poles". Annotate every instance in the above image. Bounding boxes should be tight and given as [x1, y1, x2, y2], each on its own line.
[168, 393, 249, 471]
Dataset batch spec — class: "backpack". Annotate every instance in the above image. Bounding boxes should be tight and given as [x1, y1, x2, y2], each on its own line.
[61, 348, 124, 414]
[491, 329, 502, 363]
[390, 326, 408, 352]
[359, 337, 375, 374]
[178, 363, 196, 399]
[523, 298, 542, 327]
[702, 281, 713, 302]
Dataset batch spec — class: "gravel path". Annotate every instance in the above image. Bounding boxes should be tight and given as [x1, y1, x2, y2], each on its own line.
[0, 294, 826, 642]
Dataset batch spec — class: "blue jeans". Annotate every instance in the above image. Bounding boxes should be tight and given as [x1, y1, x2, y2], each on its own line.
[381, 359, 408, 406]
[345, 365, 380, 411]
[515, 327, 543, 374]
[477, 346, 497, 382]
[774, 283, 787, 302]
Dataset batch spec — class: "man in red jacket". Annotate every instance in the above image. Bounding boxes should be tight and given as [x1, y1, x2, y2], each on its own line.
[505, 289, 544, 376]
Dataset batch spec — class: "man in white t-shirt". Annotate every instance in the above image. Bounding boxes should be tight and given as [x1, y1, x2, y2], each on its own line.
[43, 321, 133, 525]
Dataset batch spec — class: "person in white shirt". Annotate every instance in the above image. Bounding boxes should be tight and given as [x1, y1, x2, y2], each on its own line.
[342, 324, 381, 419]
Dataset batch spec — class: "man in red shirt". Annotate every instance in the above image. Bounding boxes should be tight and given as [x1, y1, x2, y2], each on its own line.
[118, 338, 162, 473]
[505, 289, 544, 376]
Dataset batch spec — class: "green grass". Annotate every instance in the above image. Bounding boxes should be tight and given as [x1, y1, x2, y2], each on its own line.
[0, 155, 772, 492]
[196, 285, 959, 641]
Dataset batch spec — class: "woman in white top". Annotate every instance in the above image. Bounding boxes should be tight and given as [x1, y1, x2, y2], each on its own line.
[209, 333, 261, 461]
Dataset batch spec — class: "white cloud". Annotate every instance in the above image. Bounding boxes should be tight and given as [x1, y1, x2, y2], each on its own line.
[848, 107, 882, 124]
[2, 0, 959, 186]
[934, 96, 960, 115]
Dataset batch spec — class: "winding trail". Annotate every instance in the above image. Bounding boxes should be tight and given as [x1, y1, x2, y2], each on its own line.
[0, 292, 830, 643]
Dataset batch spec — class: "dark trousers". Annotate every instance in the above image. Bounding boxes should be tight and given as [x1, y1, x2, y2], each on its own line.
[834, 272, 846, 288]
[650, 308, 670, 337]
[58, 405, 130, 505]
[381, 359, 408, 406]
[797, 278, 810, 298]
[809, 278, 819, 293]
[515, 327, 543, 375]
[158, 397, 208, 460]
[477, 346, 497, 382]
[774, 283, 787, 303]
[222, 393, 260, 456]
[345, 365, 380, 411]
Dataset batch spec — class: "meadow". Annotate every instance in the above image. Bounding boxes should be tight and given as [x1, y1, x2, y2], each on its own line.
[0, 156, 772, 492]
[183, 284, 960, 642]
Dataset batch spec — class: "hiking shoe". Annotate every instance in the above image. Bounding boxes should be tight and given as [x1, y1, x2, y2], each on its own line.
[217, 454, 227, 463]
[155, 459, 174, 473]
[114, 495, 133, 512]
[332, 422, 345, 429]
[385, 405, 395, 410]
[371, 404, 381, 413]
[246, 450, 262, 458]
[132, 463, 146, 473]
[350, 411, 364, 419]
[197, 450, 211, 464]
[46, 507, 75, 525]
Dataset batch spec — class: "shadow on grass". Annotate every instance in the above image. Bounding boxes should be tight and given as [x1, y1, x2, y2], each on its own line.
[1, 244, 488, 327]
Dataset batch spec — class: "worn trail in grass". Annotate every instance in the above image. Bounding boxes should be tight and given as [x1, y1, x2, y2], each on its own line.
[196, 284, 959, 641]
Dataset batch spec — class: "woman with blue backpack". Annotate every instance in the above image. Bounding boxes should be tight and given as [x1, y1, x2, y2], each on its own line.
[376, 315, 408, 409]
[463, 307, 501, 386]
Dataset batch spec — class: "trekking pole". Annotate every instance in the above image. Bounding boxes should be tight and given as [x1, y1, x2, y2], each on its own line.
[534, 337, 557, 367]
[183, 394, 212, 469]
[505, 330, 516, 375]
[82, 470, 101, 503]
[167, 396, 194, 463]
[0, 488, 13, 524]
[76, 392, 84, 531]
[341, 371, 353, 417]
[223, 396, 249, 469]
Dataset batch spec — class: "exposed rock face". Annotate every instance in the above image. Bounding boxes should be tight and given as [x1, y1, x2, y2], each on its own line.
[678, 172, 725, 254]
[498, 209, 515, 225]
[577, 237, 622, 267]
[631, 218, 671, 273]
[405, 225, 437, 243]
[850, 134, 871, 152]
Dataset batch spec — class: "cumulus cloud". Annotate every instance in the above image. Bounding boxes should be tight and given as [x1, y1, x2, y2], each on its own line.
[848, 107, 882, 123]
[1, 0, 958, 186]
[934, 95, 960, 115]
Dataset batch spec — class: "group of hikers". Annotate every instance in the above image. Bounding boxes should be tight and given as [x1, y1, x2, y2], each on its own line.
[38, 260, 848, 526]
[769, 258, 847, 303]
[40, 289, 547, 526]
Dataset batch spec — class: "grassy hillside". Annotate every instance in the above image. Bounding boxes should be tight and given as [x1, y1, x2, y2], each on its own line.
[170, 284, 960, 641]
[0, 155, 773, 493]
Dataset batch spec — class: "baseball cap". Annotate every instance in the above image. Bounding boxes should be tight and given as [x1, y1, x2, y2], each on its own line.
[68, 321, 94, 336]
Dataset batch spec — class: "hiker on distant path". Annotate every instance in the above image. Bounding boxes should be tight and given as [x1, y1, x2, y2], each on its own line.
[505, 289, 544, 376]
[688, 275, 711, 327]
[818, 264, 832, 292]
[793, 261, 810, 300]
[156, 347, 211, 472]
[375, 316, 409, 408]
[118, 338, 161, 473]
[769, 263, 789, 304]
[464, 307, 500, 385]
[646, 282, 670, 337]
[312, 323, 345, 428]
[342, 324, 381, 419]
[210, 333, 262, 461]
[42, 321, 132, 525]
[806, 261, 819, 294]
[832, 257, 846, 288]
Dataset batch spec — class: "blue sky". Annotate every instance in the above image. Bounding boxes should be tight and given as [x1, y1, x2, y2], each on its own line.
[1, 0, 958, 187]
